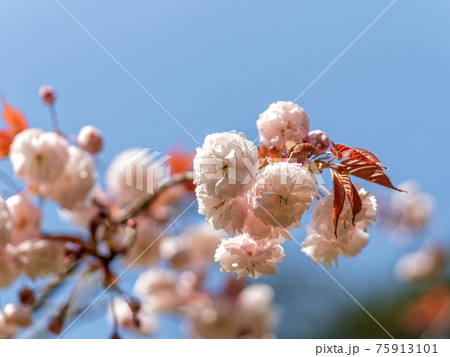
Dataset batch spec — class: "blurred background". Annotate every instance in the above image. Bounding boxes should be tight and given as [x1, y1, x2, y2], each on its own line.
[1, 0, 449, 338]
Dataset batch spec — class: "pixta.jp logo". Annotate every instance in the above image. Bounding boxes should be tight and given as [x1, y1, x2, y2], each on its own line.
[125, 148, 172, 195]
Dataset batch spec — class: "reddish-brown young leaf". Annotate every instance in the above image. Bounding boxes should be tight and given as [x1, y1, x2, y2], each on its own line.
[337, 168, 363, 224]
[342, 159, 405, 192]
[330, 141, 386, 168]
[0, 129, 13, 158]
[2, 100, 28, 133]
[351, 147, 385, 168]
[286, 141, 316, 163]
[330, 140, 340, 158]
[350, 181, 363, 224]
[331, 170, 346, 237]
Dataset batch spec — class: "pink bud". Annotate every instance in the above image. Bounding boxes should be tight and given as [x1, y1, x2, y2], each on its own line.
[77, 125, 103, 154]
[306, 130, 330, 155]
[3, 303, 33, 327]
[39, 85, 56, 105]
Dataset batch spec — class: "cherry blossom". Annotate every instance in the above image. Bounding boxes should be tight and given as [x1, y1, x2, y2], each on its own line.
[40, 146, 97, 209]
[13, 240, 65, 280]
[9, 129, 69, 186]
[185, 296, 240, 339]
[194, 131, 258, 200]
[257, 101, 310, 150]
[237, 284, 278, 338]
[302, 186, 377, 267]
[159, 223, 223, 269]
[6, 193, 41, 245]
[214, 234, 285, 279]
[0, 90, 406, 339]
[395, 248, 446, 283]
[196, 185, 248, 236]
[250, 162, 317, 234]
[390, 180, 434, 231]
[134, 269, 189, 312]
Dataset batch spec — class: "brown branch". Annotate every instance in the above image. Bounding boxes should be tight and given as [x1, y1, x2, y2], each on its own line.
[115, 172, 193, 225]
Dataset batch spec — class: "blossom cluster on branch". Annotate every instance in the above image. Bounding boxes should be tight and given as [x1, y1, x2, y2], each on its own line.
[193, 101, 401, 277]
[0, 87, 280, 339]
[0, 89, 407, 339]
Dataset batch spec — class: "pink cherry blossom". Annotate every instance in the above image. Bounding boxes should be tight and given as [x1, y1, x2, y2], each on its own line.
[390, 180, 434, 231]
[133, 269, 189, 312]
[160, 223, 223, 269]
[6, 193, 41, 245]
[302, 228, 370, 268]
[196, 185, 248, 236]
[214, 234, 285, 279]
[395, 248, 446, 283]
[257, 101, 310, 150]
[194, 131, 258, 200]
[40, 146, 97, 209]
[13, 240, 65, 280]
[185, 296, 240, 339]
[9, 129, 69, 187]
[237, 284, 278, 338]
[250, 162, 317, 233]
[301, 186, 377, 267]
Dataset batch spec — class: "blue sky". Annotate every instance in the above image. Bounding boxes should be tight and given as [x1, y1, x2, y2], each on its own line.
[1, 0, 450, 338]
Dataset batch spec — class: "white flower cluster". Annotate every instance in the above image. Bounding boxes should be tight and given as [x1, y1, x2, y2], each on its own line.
[0, 194, 66, 288]
[0, 125, 104, 287]
[194, 102, 330, 278]
[302, 185, 377, 267]
[132, 265, 278, 338]
[9, 128, 97, 209]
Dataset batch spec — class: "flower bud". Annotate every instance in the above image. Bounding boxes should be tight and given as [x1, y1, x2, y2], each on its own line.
[77, 125, 103, 154]
[48, 315, 63, 335]
[19, 287, 35, 306]
[3, 303, 32, 327]
[39, 85, 56, 105]
[306, 130, 330, 155]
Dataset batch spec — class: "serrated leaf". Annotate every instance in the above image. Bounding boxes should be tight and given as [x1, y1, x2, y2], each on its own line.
[332, 170, 346, 237]
[343, 160, 405, 192]
[337, 168, 363, 224]
[331, 141, 386, 169]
